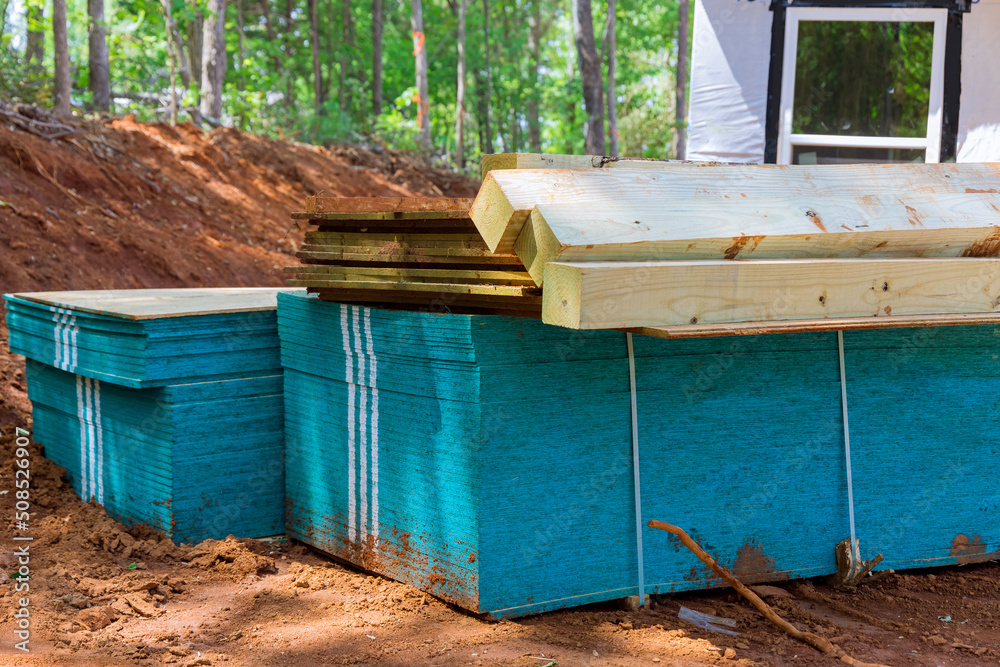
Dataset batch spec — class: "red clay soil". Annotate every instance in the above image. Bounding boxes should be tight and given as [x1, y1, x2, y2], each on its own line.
[1, 111, 999, 667]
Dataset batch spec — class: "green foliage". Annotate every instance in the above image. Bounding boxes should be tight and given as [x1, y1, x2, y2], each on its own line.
[0, 0, 691, 165]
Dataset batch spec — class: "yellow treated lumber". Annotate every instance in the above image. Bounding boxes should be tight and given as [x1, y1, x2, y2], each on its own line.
[472, 163, 1000, 255]
[303, 196, 473, 214]
[542, 258, 1000, 330]
[518, 192, 1000, 286]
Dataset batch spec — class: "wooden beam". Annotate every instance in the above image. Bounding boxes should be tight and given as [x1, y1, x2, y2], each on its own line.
[471, 163, 1000, 255]
[628, 312, 1000, 340]
[479, 152, 746, 179]
[518, 193, 1000, 286]
[292, 210, 473, 221]
[303, 196, 473, 214]
[286, 265, 537, 286]
[287, 278, 538, 297]
[542, 258, 1000, 330]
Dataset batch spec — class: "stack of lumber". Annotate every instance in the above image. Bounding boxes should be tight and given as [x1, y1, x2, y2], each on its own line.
[277, 290, 1000, 617]
[285, 197, 541, 316]
[470, 161, 1000, 331]
[4, 289, 290, 543]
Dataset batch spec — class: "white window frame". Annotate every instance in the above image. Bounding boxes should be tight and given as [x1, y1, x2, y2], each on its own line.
[778, 7, 948, 165]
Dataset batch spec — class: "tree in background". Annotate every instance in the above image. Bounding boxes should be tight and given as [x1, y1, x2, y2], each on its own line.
[200, 0, 226, 121]
[52, 0, 71, 116]
[571, 0, 603, 154]
[25, 0, 44, 65]
[605, 0, 617, 156]
[372, 0, 383, 116]
[87, 0, 110, 111]
[410, 0, 431, 151]
[308, 0, 323, 115]
[454, 0, 467, 169]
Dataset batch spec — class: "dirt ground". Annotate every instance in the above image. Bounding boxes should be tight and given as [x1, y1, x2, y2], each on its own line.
[1, 108, 999, 666]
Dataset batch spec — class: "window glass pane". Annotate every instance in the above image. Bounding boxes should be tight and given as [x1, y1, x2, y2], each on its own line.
[793, 21, 934, 138]
[793, 145, 926, 164]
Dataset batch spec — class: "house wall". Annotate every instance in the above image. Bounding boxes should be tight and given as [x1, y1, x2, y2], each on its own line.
[686, 0, 773, 162]
[957, 0, 1000, 162]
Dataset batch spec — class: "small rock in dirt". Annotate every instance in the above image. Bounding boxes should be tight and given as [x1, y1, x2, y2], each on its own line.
[736, 642, 749, 650]
[619, 621, 633, 631]
[60, 593, 91, 609]
[951, 642, 975, 651]
[76, 606, 119, 631]
[723, 648, 737, 660]
[168, 645, 193, 656]
[975, 647, 988, 656]
[181, 658, 212, 667]
[928, 635, 947, 646]
[293, 578, 310, 588]
[122, 592, 162, 617]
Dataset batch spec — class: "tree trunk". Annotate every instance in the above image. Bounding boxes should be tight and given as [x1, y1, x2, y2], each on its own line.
[572, 0, 604, 154]
[526, 0, 541, 152]
[606, 0, 617, 156]
[410, 0, 431, 151]
[309, 0, 324, 115]
[674, 0, 689, 160]
[236, 0, 246, 93]
[481, 0, 492, 153]
[200, 0, 227, 121]
[161, 0, 192, 88]
[53, 0, 72, 116]
[87, 0, 111, 111]
[454, 0, 466, 169]
[340, 0, 354, 113]
[372, 0, 383, 116]
[26, 0, 44, 64]
[165, 14, 179, 125]
[187, 4, 203, 98]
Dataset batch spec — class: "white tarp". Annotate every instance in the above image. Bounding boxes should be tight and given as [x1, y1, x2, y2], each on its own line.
[685, 0, 773, 162]
[957, 0, 1000, 162]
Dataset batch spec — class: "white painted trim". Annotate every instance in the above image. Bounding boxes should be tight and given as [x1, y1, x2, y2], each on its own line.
[789, 134, 929, 150]
[778, 7, 948, 165]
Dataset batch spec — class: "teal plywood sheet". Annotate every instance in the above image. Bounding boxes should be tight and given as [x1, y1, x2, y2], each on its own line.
[6, 289, 288, 543]
[279, 291, 1000, 618]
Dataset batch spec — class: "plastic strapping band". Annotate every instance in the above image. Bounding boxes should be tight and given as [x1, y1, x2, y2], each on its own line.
[837, 330, 860, 574]
[627, 332, 645, 606]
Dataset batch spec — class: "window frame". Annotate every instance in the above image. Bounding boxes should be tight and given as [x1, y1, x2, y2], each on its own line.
[777, 7, 948, 165]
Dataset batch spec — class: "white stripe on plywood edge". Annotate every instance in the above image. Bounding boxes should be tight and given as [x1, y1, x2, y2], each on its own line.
[353, 306, 369, 541]
[341, 304, 358, 544]
[94, 379, 104, 504]
[76, 375, 87, 499]
[364, 307, 380, 542]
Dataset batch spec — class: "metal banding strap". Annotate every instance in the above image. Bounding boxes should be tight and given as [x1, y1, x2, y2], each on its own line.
[627, 332, 645, 606]
[837, 330, 860, 574]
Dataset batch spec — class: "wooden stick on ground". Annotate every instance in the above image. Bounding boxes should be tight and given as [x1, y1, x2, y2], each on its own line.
[647, 520, 889, 667]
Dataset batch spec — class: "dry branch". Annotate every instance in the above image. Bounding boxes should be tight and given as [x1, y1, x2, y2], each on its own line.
[647, 520, 890, 667]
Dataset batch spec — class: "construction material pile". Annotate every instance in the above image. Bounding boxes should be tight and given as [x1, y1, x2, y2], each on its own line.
[471, 159, 1000, 332]
[4, 289, 289, 543]
[284, 197, 541, 317]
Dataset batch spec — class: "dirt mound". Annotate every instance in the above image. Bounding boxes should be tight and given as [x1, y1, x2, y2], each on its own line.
[185, 537, 277, 579]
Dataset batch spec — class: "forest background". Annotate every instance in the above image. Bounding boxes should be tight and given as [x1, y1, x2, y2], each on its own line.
[0, 0, 694, 175]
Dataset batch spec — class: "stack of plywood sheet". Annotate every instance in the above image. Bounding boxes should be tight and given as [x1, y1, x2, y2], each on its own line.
[277, 289, 1000, 618]
[470, 162, 1000, 331]
[4, 289, 290, 543]
[285, 197, 541, 316]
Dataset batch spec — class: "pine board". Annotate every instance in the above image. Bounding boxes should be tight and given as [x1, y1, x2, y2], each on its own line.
[542, 258, 1000, 330]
